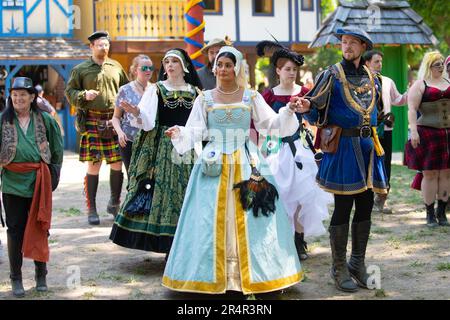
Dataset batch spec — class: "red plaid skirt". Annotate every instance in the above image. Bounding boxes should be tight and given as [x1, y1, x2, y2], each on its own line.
[404, 126, 450, 170]
[79, 110, 121, 164]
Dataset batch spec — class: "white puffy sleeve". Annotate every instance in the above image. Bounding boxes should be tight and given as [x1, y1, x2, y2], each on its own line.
[171, 93, 208, 155]
[251, 91, 299, 137]
[129, 84, 158, 131]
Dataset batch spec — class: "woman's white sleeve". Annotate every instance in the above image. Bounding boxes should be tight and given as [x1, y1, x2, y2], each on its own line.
[251, 91, 299, 138]
[172, 94, 208, 155]
[129, 84, 158, 131]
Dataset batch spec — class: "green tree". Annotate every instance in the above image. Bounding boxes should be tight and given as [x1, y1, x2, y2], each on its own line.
[303, 0, 340, 77]
[407, 0, 450, 68]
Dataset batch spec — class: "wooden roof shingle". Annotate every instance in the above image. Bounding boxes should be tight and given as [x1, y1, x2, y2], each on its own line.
[309, 0, 438, 48]
[0, 38, 91, 60]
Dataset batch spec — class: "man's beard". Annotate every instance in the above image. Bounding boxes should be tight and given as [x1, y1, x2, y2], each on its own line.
[95, 50, 108, 59]
[344, 52, 360, 62]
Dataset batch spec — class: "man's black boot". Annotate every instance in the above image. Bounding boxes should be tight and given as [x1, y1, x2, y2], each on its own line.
[329, 224, 358, 292]
[107, 170, 123, 217]
[85, 174, 100, 225]
[348, 220, 372, 289]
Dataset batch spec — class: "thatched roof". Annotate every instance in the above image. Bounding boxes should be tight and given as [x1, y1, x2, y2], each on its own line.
[310, 0, 438, 48]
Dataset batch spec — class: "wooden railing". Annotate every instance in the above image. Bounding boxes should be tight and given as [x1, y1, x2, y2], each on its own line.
[95, 0, 187, 40]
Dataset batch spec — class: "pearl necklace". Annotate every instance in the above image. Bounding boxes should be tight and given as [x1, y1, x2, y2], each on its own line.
[216, 86, 240, 95]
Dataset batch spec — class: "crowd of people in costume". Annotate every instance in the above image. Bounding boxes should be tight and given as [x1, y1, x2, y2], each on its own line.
[0, 28, 449, 298]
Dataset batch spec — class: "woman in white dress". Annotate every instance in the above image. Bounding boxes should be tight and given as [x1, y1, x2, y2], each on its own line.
[257, 41, 332, 260]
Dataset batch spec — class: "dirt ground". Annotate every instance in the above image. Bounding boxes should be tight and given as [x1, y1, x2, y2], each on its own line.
[0, 151, 449, 300]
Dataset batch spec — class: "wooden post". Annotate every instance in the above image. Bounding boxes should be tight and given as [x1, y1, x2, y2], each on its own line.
[381, 45, 409, 152]
[184, 0, 205, 69]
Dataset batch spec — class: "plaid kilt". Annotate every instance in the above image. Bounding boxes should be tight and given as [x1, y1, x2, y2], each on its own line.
[404, 126, 450, 170]
[79, 110, 121, 164]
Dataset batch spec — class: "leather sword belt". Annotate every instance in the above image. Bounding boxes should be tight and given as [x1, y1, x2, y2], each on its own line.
[341, 125, 373, 138]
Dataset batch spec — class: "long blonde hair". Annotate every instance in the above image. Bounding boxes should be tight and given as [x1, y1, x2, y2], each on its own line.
[417, 51, 444, 81]
[129, 54, 152, 80]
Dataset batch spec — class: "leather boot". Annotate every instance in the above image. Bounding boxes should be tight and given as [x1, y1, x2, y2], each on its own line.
[436, 200, 450, 226]
[294, 232, 309, 261]
[107, 170, 123, 217]
[425, 203, 438, 228]
[85, 174, 100, 225]
[329, 224, 358, 292]
[7, 233, 25, 298]
[348, 220, 372, 289]
[35, 261, 48, 292]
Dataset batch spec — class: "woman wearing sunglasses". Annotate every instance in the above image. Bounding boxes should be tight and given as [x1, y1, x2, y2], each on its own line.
[405, 51, 450, 227]
[112, 55, 154, 174]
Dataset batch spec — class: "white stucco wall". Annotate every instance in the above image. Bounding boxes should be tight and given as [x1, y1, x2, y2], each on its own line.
[49, 0, 70, 34]
[26, 0, 47, 34]
[238, 0, 291, 42]
[204, 0, 319, 43]
[298, 11, 317, 42]
[204, 0, 237, 41]
[2, 10, 24, 34]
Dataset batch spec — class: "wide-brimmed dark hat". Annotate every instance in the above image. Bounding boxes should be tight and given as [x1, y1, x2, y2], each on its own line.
[335, 26, 373, 51]
[256, 40, 304, 67]
[10, 77, 37, 94]
[88, 31, 110, 43]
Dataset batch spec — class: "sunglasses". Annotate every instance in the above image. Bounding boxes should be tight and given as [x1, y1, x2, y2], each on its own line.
[431, 62, 444, 68]
[140, 65, 154, 72]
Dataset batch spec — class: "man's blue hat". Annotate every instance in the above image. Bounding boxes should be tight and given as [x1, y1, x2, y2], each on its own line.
[335, 26, 373, 51]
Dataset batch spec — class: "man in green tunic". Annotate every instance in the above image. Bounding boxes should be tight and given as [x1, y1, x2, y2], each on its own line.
[65, 31, 129, 225]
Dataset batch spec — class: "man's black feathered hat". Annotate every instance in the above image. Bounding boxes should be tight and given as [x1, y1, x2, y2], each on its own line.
[256, 41, 304, 67]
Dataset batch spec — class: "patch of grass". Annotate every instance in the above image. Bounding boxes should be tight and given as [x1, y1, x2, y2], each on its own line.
[246, 294, 257, 300]
[436, 263, 450, 271]
[127, 276, 138, 285]
[374, 289, 387, 298]
[308, 241, 322, 252]
[0, 281, 10, 290]
[402, 233, 417, 242]
[418, 228, 436, 237]
[82, 291, 96, 300]
[389, 165, 422, 206]
[372, 227, 393, 235]
[58, 207, 83, 217]
[438, 228, 449, 234]
[129, 288, 144, 299]
[133, 266, 150, 276]
[49, 238, 58, 245]
[84, 279, 97, 287]
[98, 271, 127, 282]
[27, 290, 52, 299]
[409, 260, 426, 268]
[385, 236, 401, 249]
[59, 207, 83, 217]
